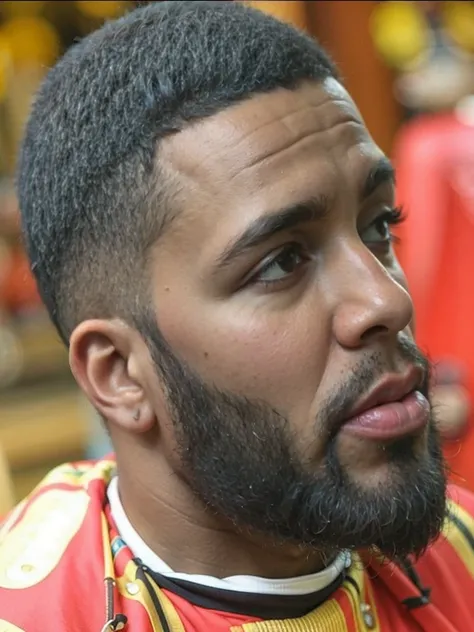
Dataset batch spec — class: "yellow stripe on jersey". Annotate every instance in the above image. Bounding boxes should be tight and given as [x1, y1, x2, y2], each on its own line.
[339, 555, 380, 632]
[443, 500, 474, 578]
[154, 581, 188, 632]
[231, 598, 349, 632]
[116, 562, 185, 632]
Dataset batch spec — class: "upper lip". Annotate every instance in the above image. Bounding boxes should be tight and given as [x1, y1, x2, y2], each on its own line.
[345, 365, 424, 420]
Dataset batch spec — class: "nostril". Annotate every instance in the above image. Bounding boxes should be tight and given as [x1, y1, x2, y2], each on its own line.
[360, 324, 389, 342]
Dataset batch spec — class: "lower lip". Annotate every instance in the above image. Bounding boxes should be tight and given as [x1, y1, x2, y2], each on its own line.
[341, 391, 430, 441]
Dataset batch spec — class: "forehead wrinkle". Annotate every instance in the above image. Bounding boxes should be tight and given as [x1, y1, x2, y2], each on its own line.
[221, 89, 363, 179]
[232, 117, 364, 183]
[221, 92, 353, 163]
[225, 99, 362, 181]
[162, 85, 363, 185]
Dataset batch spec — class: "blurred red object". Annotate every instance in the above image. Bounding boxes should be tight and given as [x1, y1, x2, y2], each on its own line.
[395, 110, 474, 491]
[2, 246, 42, 314]
[0, 186, 42, 315]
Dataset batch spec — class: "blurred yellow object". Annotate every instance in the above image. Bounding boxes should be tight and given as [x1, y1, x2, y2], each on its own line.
[444, 1, 474, 55]
[0, 17, 60, 68]
[0, 1, 46, 17]
[0, 37, 12, 102]
[0, 443, 14, 516]
[370, 1, 431, 70]
[75, 1, 128, 20]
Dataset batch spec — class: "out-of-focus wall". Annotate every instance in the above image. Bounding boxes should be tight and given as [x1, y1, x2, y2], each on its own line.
[0, 1, 134, 506]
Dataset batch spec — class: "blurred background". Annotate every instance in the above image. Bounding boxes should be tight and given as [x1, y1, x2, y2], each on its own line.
[1, 0, 474, 512]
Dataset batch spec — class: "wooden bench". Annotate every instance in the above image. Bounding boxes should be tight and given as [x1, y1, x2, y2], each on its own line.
[0, 384, 88, 501]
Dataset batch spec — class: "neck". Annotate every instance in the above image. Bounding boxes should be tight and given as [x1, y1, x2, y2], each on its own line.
[115, 457, 330, 579]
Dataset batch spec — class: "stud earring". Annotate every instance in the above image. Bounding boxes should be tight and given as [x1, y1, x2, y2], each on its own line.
[132, 410, 140, 421]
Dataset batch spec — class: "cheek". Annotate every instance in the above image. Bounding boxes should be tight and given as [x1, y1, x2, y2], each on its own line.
[156, 295, 331, 412]
[390, 258, 415, 335]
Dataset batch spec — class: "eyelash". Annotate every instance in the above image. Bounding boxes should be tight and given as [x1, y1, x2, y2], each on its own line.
[380, 205, 406, 240]
[249, 242, 309, 289]
[246, 205, 406, 290]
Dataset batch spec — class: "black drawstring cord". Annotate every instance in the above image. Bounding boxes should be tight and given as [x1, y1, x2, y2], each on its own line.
[399, 558, 431, 610]
[136, 561, 172, 632]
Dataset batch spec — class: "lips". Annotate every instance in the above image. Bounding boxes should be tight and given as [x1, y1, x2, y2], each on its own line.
[346, 366, 424, 419]
[340, 366, 430, 441]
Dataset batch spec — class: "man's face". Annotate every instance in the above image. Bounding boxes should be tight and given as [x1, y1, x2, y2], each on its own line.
[141, 78, 445, 556]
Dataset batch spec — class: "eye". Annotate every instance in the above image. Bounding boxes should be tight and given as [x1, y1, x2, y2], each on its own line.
[360, 206, 405, 247]
[251, 243, 308, 286]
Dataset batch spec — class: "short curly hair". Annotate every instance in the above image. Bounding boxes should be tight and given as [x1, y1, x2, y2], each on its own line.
[17, 0, 337, 344]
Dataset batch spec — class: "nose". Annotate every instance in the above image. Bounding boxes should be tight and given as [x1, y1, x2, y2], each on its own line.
[330, 242, 414, 349]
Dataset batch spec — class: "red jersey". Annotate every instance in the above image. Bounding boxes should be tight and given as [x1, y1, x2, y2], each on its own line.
[394, 112, 474, 491]
[0, 458, 473, 631]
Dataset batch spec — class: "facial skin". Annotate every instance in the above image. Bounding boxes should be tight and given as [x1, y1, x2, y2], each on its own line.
[70, 78, 446, 579]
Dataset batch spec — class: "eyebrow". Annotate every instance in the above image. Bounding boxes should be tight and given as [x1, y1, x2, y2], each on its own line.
[215, 157, 395, 271]
[215, 196, 329, 271]
[362, 157, 395, 200]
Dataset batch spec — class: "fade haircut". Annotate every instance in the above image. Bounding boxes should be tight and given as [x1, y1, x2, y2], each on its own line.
[17, 1, 337, 345]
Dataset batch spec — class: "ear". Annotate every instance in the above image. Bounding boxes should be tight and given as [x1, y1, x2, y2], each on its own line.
[69, 319, 155, 434]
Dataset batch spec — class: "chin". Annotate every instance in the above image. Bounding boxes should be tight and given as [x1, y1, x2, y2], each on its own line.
[336, 427, 430, 489]
[301, 424, 447, 557]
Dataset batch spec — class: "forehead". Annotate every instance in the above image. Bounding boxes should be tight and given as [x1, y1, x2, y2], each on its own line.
[163, 78, 374, 183]
[158, 79, 382, 252]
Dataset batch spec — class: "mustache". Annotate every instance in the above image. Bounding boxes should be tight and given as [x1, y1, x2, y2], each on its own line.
[318, 336, 431, 441]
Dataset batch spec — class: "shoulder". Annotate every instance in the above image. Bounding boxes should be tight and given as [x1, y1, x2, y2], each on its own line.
[0, 459, 114, 626]
[443, 484, 474, 556]
[418, 484, 474, 577]
[408, 486, 474, 626]
[447, 483, 474, 516]
[0, 458, 115, 577]
[0, 457, 115, 538]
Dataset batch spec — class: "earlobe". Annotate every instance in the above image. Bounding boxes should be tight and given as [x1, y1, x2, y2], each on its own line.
[69, 319, 156, 434]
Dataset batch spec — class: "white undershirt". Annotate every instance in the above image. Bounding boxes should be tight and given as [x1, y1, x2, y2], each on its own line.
[107, 477, 350, 596]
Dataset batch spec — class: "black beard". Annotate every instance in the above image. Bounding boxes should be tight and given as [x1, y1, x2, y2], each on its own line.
[140, 318, 447, 560]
